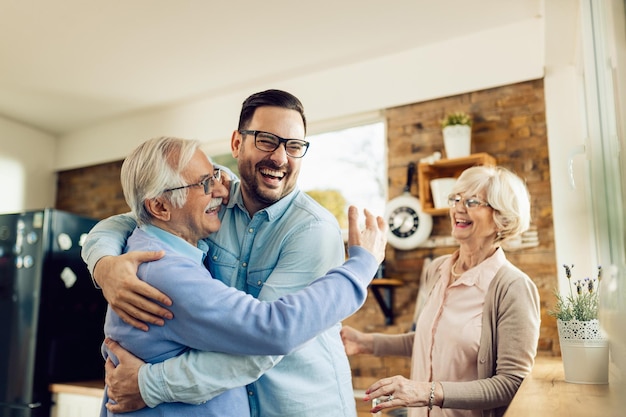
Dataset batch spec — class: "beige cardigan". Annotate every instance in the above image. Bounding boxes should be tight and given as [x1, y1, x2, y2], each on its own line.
[372, 255, 541, 417]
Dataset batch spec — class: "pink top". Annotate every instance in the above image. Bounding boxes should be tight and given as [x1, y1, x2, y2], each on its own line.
[409, 248, 506, 417]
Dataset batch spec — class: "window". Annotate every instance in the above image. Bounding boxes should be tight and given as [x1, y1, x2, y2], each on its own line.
[299, 122, 386, 230]
[207, 121, 387, 232]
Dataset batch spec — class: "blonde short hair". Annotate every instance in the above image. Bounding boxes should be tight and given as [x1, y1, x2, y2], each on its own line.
[451, 165, 531, 242]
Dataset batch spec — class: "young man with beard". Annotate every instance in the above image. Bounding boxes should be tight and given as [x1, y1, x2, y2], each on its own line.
[83, 90, 369, 416]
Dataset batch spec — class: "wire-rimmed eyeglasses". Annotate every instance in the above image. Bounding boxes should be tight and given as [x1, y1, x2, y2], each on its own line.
[239, 130, 310, 158]
[447, 194, 491, 209]
[163, 169, 222, 195]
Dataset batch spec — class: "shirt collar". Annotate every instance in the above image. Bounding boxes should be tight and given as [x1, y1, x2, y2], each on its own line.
[140, 223, 207, 265]
[228, 180, 300, 222]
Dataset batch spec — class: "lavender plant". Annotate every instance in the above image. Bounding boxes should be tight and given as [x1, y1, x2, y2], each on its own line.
[550, 264, 602, 321]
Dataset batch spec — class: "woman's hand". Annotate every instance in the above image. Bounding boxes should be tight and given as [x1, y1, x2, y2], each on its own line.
[94, 251, 171, 331]
[364, 376, 438, 414]
[340, 325, 375, 355]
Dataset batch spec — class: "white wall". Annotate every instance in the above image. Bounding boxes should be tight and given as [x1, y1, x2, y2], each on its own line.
[543, 0, 598, 293]
[0, 11, 588, 274]
[544, 66, 597, 292]
[54, 18, 544, 170]
[0, 116, 56, 213]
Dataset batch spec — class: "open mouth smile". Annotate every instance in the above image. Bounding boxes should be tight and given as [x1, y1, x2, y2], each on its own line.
[205, 198, 223, 214]
[455, 218, 472, 228]
[260, 167, 285, 180]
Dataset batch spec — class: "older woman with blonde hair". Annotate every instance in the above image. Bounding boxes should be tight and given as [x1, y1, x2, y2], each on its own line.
[341, 165, 540, 417]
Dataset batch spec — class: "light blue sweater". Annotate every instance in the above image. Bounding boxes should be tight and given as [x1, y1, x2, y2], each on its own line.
[98, 216, 377, 416]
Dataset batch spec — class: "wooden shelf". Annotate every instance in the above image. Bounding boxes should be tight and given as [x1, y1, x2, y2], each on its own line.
[418, 153, 496, 215]
[369, 278, 403, 325]
[370, 278, 403, 287]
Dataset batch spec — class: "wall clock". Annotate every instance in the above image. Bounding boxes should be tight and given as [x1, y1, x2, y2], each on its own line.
[385, 162, 432, 250]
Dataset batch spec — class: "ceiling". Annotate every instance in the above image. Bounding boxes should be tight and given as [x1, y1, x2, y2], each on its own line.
[0, 0, 541, 136]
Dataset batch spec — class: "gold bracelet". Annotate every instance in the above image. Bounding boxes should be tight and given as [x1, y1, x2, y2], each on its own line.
[428, 381, 436, 410]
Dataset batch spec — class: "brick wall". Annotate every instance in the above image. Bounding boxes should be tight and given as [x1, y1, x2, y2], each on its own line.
[344, 79, 559, 390]
[55, 79, 559, 391]
[56, 160, 128, 219]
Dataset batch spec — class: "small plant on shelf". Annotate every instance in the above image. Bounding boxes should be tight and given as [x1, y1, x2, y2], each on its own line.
[441, 111, 472, 128]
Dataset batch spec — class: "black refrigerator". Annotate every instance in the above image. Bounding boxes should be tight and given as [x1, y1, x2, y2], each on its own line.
[0, 209, 108, 417]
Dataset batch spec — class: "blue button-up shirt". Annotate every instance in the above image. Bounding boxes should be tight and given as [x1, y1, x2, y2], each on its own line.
[205, 184, 356, 417]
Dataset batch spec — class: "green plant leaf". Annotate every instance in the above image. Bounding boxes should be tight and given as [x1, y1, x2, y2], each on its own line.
[441, 112, 472, 128]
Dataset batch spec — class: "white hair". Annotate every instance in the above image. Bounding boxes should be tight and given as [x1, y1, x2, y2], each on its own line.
[120, 136, 203, 225]
[452, 165, 531, 242]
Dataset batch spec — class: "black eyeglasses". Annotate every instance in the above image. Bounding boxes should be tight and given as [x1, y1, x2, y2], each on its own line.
[239, 130, 310, 158]
[163, 169, 222, 195]
[448, 194, 491, 209]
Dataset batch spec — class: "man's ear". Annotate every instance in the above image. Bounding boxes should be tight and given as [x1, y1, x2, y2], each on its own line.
[231, 130, 241, 158]
[144, 197, 171, 221]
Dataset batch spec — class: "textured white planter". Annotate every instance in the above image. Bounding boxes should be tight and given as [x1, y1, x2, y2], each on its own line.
[557, 319, 609, 384]
[442, 125, 471, 159]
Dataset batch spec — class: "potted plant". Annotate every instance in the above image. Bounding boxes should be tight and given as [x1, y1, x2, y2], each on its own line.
[549, 264, 609, 384]
[440, 111, 472, 159]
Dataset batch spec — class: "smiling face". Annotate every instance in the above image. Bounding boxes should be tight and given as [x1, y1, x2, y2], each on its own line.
[449, 191, 498, 248]
[231, 106, 306, 214]
[163, 150, 228, 244]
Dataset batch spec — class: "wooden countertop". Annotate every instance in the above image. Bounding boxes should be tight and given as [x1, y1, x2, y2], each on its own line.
[505, 355, 620, 417]
[49, 380, 104, 398]
[48, 357, 623, 415]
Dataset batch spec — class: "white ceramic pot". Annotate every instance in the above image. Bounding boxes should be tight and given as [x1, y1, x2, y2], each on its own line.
[430, 177, 456, 209]
[442, 125, 471, 159]
[557, 319, 609, 384]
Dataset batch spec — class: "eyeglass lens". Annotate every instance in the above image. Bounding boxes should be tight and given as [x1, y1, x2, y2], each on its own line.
[247, 130, 309, 158]
[447, 194, 488, 209]
[201, 169, 221, 195]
